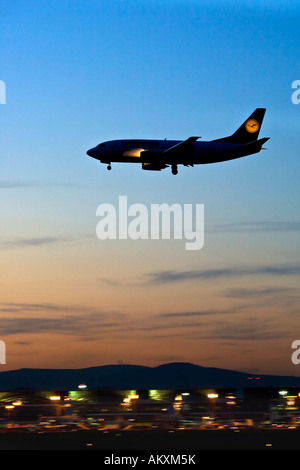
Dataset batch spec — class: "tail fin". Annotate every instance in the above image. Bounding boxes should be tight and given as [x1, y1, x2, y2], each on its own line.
[213, 108, 266, 144]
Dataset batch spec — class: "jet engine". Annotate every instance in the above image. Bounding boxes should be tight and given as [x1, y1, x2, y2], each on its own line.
[142, 162, 168, 171]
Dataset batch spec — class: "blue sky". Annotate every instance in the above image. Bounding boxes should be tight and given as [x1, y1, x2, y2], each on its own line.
[0, 0, 299, 374]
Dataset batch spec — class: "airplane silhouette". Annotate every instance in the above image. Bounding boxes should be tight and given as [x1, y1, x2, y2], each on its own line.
[87, 108, 269, 175]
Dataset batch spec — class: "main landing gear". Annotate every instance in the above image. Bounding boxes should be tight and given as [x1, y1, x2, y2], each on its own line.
[107, 164, 111, 170]
[171, 164, 178, 175]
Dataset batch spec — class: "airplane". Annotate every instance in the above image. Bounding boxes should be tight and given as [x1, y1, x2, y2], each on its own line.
[86, 108, 269, 175]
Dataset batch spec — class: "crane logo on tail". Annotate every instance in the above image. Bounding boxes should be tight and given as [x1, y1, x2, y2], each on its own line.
[245, 118, 260, 133]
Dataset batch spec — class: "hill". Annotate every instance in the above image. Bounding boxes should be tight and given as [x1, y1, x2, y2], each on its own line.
[0, 362, 299, 391]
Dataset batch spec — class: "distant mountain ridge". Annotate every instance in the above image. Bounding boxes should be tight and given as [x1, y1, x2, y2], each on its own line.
[0, 362, 299, 391]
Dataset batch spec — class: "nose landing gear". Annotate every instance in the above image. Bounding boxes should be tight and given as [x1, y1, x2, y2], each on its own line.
[107, 164, 111, 170]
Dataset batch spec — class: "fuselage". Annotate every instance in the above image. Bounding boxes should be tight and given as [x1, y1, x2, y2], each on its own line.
[86, 108, 269, 174]
[87, 139, 246, 165]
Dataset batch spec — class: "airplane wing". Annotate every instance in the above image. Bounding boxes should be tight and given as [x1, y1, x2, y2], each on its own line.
[162, 136, 200, 155]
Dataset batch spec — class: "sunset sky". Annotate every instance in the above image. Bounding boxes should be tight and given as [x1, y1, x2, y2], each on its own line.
[1, 0, 299, 375]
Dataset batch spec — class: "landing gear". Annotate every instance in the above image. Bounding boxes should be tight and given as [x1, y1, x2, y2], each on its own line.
[107, 164, 111, 170]
[171, 164, 178, 175]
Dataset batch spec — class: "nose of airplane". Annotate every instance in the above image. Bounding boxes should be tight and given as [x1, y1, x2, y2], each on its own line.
[87, 145, 102, 159]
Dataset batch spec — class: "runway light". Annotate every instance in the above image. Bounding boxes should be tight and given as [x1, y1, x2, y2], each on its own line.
[121, 394, 139, 406]
[173, 395, 183, 411]
[286, 396, 296, 406]
[78, 384, 87, 389]
[12, 401, 22, 406]
[128, 394, 139, 400]
[49, 396, 61, 401]
[207, 394, 218, 399]
[121, 397, 131, 406]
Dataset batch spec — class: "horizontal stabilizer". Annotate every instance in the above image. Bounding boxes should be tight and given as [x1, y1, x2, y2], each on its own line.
[241, 137, 270, 156]
[244, 137, 269, 148]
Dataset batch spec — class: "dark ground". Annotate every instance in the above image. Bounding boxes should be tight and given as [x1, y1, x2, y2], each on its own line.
[0, 428, 299, 450]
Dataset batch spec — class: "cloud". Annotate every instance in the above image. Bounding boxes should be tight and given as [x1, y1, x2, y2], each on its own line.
[0, 316, 120, 337]
[0, 233, 94, 250]
[0, 302, 125, 339]
[0, 181, 34, 189]
[156, 306, 244, 319]
[187, 316, 294, 341]
[0, 302, 83, 313]
[224, 286, 296, 298]
[158, 311, 223, 318]
[0, 180, 81, 189]
[0, 237, 68, 248]
[209, 321, 287, 341]
[221, 285, 300, 315]
[114, 311, 294, 342]
[0, 300, 294, 345]
[212, 221, 300, 233]
[146, 263, 300, 284]
[14, 341, 32, 346]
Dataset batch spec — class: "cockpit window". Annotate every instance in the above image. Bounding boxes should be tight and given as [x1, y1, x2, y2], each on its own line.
[97, 143, 105, 148]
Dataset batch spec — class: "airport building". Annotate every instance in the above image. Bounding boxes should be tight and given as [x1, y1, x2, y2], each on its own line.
[0, 386, 299, 431]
